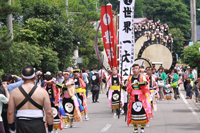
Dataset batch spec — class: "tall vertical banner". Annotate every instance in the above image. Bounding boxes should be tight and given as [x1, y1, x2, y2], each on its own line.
[101, 5, 117, 68]
[119, 0, 135, 79]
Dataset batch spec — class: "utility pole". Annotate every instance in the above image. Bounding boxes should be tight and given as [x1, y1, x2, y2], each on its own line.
[191, 0, 197, 44]
[193, 0, 197, 44]
[7, 0, 13, 40]
[190, 0, 193, 44]
[66, 0, 68, 12]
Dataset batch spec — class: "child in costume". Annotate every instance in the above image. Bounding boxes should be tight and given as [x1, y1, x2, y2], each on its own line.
[72, 69, 89, 120]
[146, 67, 158, 119]
[107, 67, 124, 118]
[126, 64, 151, 133]
[61, 71, 82, 128]
[45, 75, 62, 133]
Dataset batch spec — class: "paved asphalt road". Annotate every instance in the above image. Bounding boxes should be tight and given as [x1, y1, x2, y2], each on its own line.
[60, 86, 200, 133]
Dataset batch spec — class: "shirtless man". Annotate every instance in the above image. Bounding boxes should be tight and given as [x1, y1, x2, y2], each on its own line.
[7, 66, 53, 133]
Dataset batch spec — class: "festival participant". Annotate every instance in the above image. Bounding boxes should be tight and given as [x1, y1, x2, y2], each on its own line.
[139, 66, 146, 75]
[126, 64, 150, 133]
[146, 67, 158, 117]
[62, 71, 82, 128]
[72, 69, 89, 121]
[107, 67, 124, 118]
[45, 75, 62, 133]
[7, 66, 53, 133]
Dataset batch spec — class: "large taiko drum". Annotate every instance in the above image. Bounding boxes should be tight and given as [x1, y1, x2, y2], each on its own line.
[140, 44, 172, 70]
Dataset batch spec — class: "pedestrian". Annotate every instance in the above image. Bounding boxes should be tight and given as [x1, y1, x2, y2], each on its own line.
[158, 67, 168, 100]
[88, 68, 94, 91]
[98, 67, 106, 94]
[164, 69, 172, 100]
[0, 81, 9, 133]
[41, 71, 51, 87]
[194, 81, 200, 103]
[56, 71, 64, 84]
[186, 80, 193, 99]
[1, 74, 24, 133]
[82, 69, 89, 97]
[7, 66, 53, 133]
[91, 71, 100, 103]
[188, 69, 194, 87]
[35, 67, 43, 86]
[169, 69, 179, 100]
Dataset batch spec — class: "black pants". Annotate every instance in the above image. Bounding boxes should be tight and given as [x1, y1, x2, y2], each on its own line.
[2, 111, 10, 133]
[173, 88, 177, 100]
[184, 81, 187, 91]
[124, 103, 128, 114]
[16, 118, 46, 133]
[92, 90, 99, 102]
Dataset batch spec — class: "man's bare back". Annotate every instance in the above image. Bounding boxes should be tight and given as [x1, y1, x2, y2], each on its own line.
[12, 84, 48, 110]
[7, 66, 53, 133]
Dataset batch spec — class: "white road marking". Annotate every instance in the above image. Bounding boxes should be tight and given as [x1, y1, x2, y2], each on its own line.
[179, 87, 198, 116]
[100, 124, 112, 132]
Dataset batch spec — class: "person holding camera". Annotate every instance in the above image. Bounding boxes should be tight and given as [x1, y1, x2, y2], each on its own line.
[1, 74, 24, 133]
[0, 81, 10, 133]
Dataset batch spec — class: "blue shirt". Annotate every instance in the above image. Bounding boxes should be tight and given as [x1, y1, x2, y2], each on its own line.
[155, 73, 159, 77]
[89, 71, 93, 81]
[82, 73, 89, 83]
[41, 80, 46, 87]
[69, 73, 73, 78]
[7, 78, 24, 94]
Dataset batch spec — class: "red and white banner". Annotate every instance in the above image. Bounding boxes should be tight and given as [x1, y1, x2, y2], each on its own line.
[101, 5, 117, 68]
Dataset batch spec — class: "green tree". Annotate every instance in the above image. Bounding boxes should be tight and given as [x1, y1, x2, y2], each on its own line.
[68, 0, 103, 69]
[14, 18, 55, 46]
[1, 42, 42, 75]
[182, 42, 200, 69]
[169, 28, 184, 57]
[14, 18, 60, 73]
[20, 1, 76, 70]
[0, 0, 20, 24]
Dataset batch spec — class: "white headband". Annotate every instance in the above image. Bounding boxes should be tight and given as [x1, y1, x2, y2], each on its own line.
[22, 73, 35, 79]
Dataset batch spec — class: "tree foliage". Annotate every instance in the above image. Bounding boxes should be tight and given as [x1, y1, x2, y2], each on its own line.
[182, 42, 200, 69]
[1, 42, 42, 75]
[19, 1, 76, 70]
[0, 0, 20, 24]
[169, 28, 184, 56]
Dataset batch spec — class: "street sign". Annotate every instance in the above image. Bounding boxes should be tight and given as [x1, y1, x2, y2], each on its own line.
[77, 57, 83, 63]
